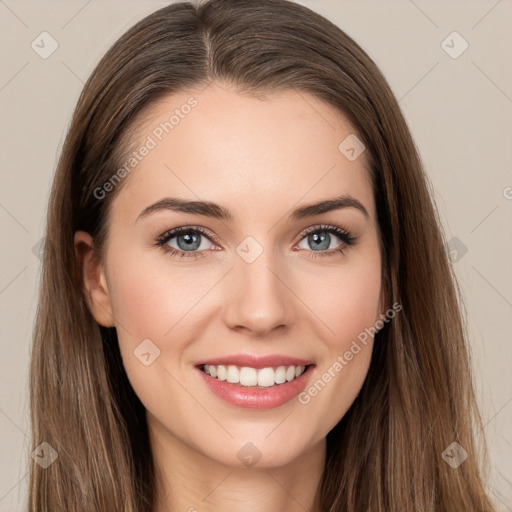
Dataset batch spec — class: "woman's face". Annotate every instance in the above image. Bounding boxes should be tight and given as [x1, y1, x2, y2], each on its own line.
[78, 82, 384, 468]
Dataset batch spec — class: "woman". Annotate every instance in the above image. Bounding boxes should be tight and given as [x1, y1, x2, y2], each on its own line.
[29, 0, 496, 510]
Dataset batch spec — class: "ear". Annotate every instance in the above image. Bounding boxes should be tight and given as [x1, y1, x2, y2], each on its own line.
[74, 231, 115, 327]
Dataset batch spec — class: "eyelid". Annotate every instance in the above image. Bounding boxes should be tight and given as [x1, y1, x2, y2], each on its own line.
[154, 223, 357, 258]
[156, 223, 351, 244]
[155, 225, 220, 246]
[295, 223, 354, 243]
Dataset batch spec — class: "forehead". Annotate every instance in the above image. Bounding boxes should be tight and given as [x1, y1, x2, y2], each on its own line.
[110, 83, 375, 226]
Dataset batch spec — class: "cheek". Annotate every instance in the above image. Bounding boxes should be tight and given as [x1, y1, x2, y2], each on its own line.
[301, 250, 382, 347]
[109, 269, 169, 339]
[294, 250, 381, 430]
[106, 252, 191, 414]
[334, 273, 381, 343]
[106, 245, 219, 381]
[107, 247, 202, 340]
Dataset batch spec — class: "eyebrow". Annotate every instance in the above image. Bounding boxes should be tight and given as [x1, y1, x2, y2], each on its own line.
[136, 194, 369, 223]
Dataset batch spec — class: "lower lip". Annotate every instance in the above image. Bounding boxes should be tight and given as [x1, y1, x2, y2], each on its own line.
[196, 365, 315, 410]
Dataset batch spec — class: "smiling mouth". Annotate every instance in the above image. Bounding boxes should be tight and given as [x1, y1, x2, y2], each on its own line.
[198, 363, 315, 388]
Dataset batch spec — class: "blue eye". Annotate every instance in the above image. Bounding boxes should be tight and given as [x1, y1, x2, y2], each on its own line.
[154, 224, 358, 259]
[296, 225, 358, 258]
[155, 226, 214, 259]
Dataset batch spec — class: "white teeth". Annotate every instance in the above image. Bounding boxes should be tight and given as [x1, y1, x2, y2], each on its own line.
[226, 365, 239, 383]
[202, 364, 307, 387]
[217, 365, 227, 381]
[239, 367, 257, 386]
[275, 366, 287, 384]
[257, 367, 275, 387]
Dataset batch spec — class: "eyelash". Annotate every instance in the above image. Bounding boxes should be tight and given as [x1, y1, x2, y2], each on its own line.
[153, 224, 358, 260]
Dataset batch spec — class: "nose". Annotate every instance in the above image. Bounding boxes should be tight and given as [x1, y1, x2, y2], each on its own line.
[222, 248, 294, 336]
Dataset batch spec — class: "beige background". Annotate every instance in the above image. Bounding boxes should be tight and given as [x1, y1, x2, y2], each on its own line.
[0, 0, 511, 510]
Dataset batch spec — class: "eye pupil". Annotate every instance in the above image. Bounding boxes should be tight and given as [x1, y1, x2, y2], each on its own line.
[309, 232, 330, 250]
[177, 233, 201, 251]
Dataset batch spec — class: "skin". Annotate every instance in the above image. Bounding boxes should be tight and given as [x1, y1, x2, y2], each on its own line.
[75, 82, 385, 512]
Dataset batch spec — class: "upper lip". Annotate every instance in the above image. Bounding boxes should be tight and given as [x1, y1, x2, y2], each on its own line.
[195, 354, 315, 369]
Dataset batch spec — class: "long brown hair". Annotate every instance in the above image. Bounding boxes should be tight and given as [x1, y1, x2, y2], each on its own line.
[29, 0, 496, 510]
